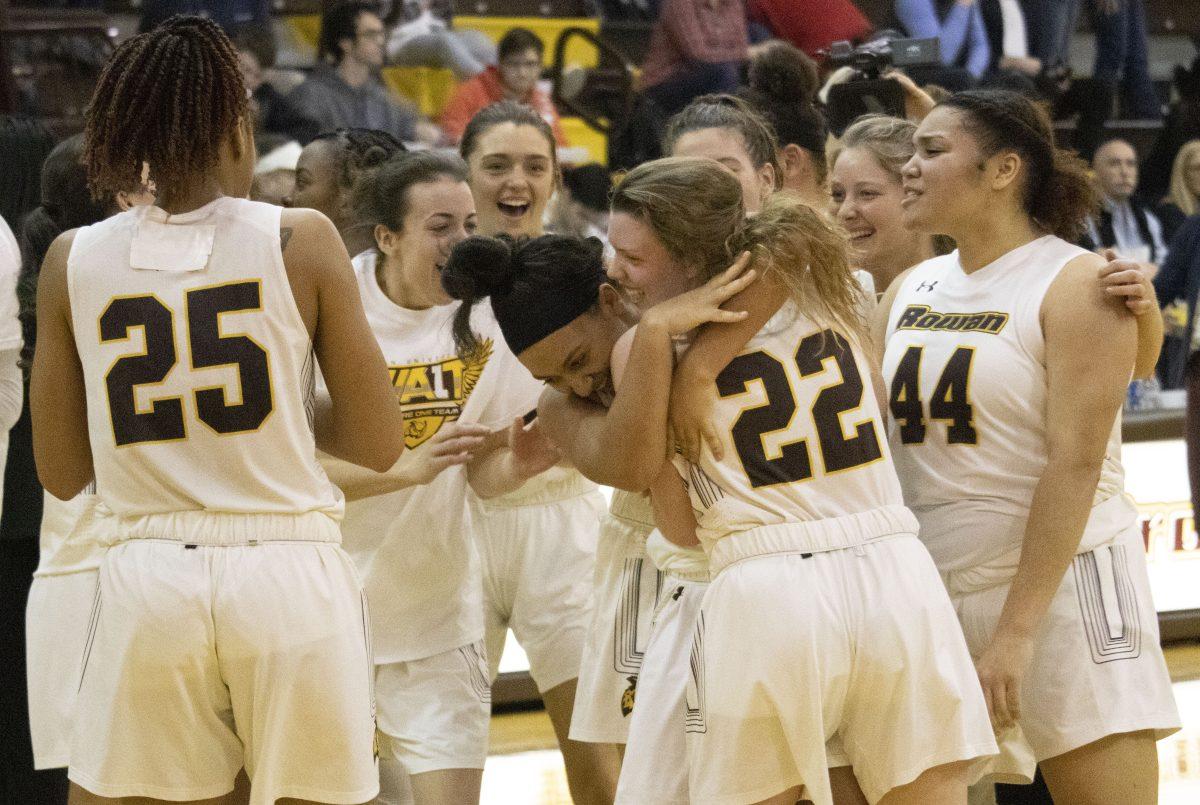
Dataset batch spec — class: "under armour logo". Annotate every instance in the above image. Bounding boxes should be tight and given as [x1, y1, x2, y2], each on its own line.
[672, 586, 684, 601]
[916, 280, 939, 292]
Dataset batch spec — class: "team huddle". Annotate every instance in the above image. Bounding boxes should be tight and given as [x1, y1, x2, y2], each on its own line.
[25, 14, 1184, 805]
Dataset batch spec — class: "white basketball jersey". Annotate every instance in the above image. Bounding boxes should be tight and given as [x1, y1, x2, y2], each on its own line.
[68, 198, 343, 529]
[678, 301, 907, 551]
[882, 235, 1135, 573]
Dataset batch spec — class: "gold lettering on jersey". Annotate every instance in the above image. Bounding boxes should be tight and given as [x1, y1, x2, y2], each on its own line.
[896, 305, 1009, 334]
[388, 340, 493, 448]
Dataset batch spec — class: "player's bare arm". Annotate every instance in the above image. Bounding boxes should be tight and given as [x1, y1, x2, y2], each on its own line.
[977, 252, 1137, 730]
[31, 229, 94, 499]
[1096, 250, 1164, 379]
[671, 256, 782, 461]
[282, 207, 405, 472]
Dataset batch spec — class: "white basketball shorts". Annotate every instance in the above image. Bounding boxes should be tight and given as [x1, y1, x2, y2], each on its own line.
[474, 478, 603, 692]
[949, 525, 1181, 783]
[571, 491, 660, 744]
[375, 640, 492, 781]
[25, 569, 99, 770]
[688, 519, 996, 805]
[69, 537, 377, 805]
[615, 571, 707, 805]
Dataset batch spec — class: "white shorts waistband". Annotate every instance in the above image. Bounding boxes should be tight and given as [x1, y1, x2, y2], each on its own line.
[708, 504, 920, 576]
[107, 510, 343, 547]
[477, 471, 598, 508]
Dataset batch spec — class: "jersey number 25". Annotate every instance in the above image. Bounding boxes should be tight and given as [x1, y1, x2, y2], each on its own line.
[99, 281, 274, 446]
[717, 329, 883, 488]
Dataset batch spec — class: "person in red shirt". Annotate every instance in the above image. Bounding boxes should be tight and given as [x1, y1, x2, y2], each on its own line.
[639, 0, 749, 115]
[748, 0, 874, 57]
[441, 27, 566, 145]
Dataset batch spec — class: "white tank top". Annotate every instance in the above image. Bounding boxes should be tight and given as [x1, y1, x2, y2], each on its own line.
[882, 235, 1135, 574]
[678, 301, 908, 551]
[68, 198, 343, 538]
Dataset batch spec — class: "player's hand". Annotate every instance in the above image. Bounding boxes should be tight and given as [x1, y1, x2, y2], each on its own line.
[641, 252, 755, 337]
[1099, 248, 1156, 316]
[508, 416, 562, 481]
[883, 69, 936, 121]
[399, 422, 490, 486]
[670, 368, 723, 463]
[974, 631, 1035, 734]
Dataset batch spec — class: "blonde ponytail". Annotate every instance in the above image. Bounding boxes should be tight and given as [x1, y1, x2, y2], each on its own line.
[729, 192, 865, 343]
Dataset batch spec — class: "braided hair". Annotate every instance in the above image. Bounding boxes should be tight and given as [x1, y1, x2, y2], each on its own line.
[83, 15, 248, 202]
[939, 89, 1097, 241]
[312, 127, 405, 194]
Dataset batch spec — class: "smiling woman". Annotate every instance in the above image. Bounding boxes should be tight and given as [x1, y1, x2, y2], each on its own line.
[460, 101, 559, 239]
[456, 99, 621, 805]
[829, 115, 939, 295]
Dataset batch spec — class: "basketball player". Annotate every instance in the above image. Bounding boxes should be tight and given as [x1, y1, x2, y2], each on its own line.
[285, 127, 404, 257]
[600, 159, 993, 805]
[445, 158, 997, 804]
[319, 150, 559, 805]
[19, 134, 153, 778]
[29, 16, 407, 805]
[661, 94, 779, 216]
[458, 101, 619, 802]
[874, 89, 1178, 803]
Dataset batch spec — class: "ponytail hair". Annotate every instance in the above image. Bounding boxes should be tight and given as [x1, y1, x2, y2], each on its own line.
[939, 89, 1097, 240]
[729, 192, 864, 343]
[662, 94, 783, 189]
[353, 150, 468, 238]
[441, 233, 607, 357]
[741, 43, 828, 183]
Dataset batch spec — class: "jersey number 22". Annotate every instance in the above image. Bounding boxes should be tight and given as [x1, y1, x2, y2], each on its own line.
[717, 329, 883, 488]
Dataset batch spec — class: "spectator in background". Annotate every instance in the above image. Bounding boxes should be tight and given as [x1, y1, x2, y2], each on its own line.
[1158, 140, 1200, 242]
[289, 1, 438, 144]
[386, 0, 497, 80]
[639, 0, 748, 116]
[894, 0, 991, 81]
[1019, 0, 1080, 70]
[740, 42, 829, 208]
[1082, 138, 1167, 275]
[1153, 216, 1200, 514]
[1142, 57, 1200, 203]
[234, 28, 322, 149]
[1093, 0, 1161, 119]
[746, 0, 872, 57]
[978, 0, 1042, 79]
[440, 28, 566, 145]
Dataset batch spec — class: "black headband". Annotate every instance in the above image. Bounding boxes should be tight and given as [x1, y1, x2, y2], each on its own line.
[491, 270, 605, 356]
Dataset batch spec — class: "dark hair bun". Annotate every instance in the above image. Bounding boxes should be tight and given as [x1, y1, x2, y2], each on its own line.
[441, 234, 518, 301]
[748, 43, 818, 104]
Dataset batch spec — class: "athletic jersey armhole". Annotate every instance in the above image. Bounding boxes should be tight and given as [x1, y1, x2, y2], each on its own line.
[233, 199, 313, 345]
[1014, 238, 1091, 366]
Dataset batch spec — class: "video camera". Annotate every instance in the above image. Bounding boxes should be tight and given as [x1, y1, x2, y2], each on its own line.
[823, 33, 940, 136]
